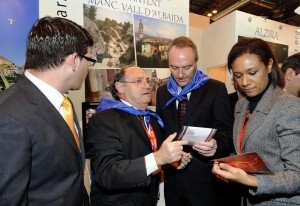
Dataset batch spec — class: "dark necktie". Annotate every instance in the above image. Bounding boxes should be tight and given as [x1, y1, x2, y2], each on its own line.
[177, 95, 188, 129]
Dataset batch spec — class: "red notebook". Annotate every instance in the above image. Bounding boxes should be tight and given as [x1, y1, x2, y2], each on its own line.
[213, 152, 274, 175]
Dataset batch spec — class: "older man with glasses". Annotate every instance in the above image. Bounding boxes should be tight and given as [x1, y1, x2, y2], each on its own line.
[85, 65, 192, 206]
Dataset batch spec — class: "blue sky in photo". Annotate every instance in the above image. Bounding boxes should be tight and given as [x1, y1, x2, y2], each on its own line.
[133, 14, 186, 40]
[0, 0, 39, 67]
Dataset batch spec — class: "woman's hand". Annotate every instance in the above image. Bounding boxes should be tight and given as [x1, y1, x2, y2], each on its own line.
[212, 162, 258, 187]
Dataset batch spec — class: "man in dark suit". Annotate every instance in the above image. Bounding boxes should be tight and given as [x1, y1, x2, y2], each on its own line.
[85, 66, 191, 206]
[0, 16, 95, 205]
[156, 36, 234, 206]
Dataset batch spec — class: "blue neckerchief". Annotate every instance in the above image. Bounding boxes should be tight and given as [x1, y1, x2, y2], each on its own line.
[164, 70, 210, 108]
[97, 98, 164, 128]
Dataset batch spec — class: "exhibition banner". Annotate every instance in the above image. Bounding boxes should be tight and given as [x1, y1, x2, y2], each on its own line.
[40, 0, 189, 102]
[1, 0, 189, 105]
[39, 0, 189, 69]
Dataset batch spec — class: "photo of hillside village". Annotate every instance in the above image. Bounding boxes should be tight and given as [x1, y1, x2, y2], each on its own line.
[0, 0, 38, 93]
[83, 4, 135, 69]
[0, 56, 22, 92]
[83, 4, 186, 103]
[134, 15, 186, 68]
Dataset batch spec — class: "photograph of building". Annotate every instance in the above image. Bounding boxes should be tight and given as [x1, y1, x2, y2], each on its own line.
[134, 15, 186, 68]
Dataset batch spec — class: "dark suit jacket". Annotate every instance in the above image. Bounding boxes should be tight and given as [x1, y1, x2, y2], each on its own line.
[0, 76, 87, 206]
[85, 109, 164, 206]
[156, 79, 234, 205]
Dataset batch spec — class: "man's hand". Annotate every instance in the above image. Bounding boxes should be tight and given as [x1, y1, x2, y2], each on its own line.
[192, 138, 217, 157]
[176, 152, 192, 169]
[154, 133, 188, 166]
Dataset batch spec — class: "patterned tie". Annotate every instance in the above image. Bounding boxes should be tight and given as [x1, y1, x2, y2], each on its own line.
[171, 98, 188, 169]
[138, 115, 162, 175]
[177, 95, 188, 129]
[138, 115, 157, 151]
[62, 97, 80, 149]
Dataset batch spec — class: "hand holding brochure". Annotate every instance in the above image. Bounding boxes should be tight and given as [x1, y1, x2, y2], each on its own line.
[213, 152, 273, 175]
[176, 126, 217, 146]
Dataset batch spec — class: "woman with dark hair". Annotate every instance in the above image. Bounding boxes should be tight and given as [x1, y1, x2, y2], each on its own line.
[212, 38, 300, 205]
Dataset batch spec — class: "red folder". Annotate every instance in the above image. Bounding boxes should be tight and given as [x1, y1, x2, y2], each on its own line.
[213, 152, 273, 175]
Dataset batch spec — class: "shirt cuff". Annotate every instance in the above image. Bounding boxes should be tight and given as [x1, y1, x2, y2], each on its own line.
[145, 153, 158, 176]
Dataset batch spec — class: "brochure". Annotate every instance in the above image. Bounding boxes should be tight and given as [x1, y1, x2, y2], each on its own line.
[176, 126, 217, 146]
[213, 152, 274, 175]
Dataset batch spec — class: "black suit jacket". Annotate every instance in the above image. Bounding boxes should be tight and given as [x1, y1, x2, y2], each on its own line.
[85, 109, 164, 206]
[0, 76, 87, 206]
[156, 79, 234, 205]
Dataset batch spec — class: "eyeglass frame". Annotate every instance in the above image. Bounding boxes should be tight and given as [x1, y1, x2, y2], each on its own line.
[77, 54, 97, 66]
[120, 78, 150, 87]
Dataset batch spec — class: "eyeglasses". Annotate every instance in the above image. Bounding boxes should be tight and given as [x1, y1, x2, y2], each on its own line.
[121, 78, 150, 87]
[78, 54, 97, 66]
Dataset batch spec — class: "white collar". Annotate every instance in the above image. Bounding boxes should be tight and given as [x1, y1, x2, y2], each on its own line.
[25, 70, 64, 111]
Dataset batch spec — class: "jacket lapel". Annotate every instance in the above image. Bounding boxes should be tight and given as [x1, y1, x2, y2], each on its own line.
[236, 86, 278, 152]
[162, 91, 179, 131]
[17, 76, 82, 157]
[233, 100, 247, 151]
[122, 112, 152, 151]
[74, 106, 86, 164]
[183, 89, 199, 125]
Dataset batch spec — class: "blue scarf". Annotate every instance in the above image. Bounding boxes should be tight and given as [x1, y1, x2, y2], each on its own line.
[164, 70, 210, 108]
[97, 98, 164, 128]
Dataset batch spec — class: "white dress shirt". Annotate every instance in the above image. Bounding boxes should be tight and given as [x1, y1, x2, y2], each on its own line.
[25, 70, 64, 113]
[24, 70, 77, 132]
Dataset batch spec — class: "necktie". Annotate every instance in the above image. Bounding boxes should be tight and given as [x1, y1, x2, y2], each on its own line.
[177, 95, 188, 129]
[138, 115, 157, 151]
[171, 99, 188, 169]
[62, 97, 80, 149]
